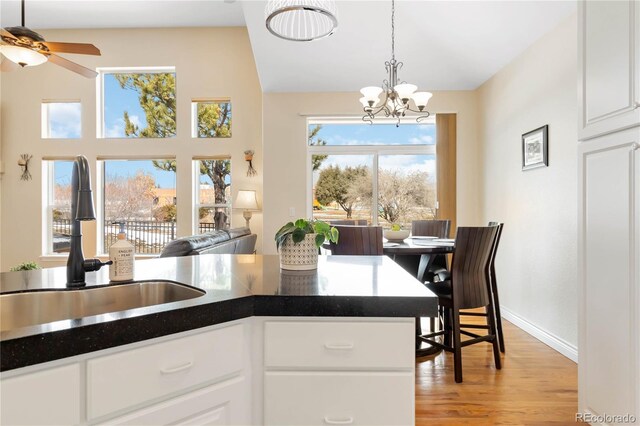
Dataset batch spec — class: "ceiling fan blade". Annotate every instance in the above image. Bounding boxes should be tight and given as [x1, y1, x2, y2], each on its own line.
[42, 41, 101, 56]
[1, 28, 18, 40]
[47, 53, 97, 78]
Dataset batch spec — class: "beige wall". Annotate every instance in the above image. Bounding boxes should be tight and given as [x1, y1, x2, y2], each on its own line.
[263, 91, 480, 255]
[0, 27, 263, 271]
[477, 13, 578, 348]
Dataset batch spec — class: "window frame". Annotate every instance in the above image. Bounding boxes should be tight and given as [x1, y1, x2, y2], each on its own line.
[41, 100, 82, 139]
[306, 117, 437, 225]
[97, 156, 178, 256]
[96, 66, 176, 139]
[42, 158, 75, 256]
[191, 99, 232, 139]
[192, 157, 233, 235]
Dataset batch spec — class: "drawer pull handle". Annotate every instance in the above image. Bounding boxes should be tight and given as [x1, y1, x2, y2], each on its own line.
[324, 343, 355, 350]
[160, 361, 193, 374]
[324, 416, 354, 425]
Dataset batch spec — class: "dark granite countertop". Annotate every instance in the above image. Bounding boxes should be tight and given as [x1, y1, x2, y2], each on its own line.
[0, 254, 436, 371]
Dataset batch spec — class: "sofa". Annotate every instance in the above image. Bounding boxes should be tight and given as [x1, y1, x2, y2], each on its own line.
[159, 227, 257, 258]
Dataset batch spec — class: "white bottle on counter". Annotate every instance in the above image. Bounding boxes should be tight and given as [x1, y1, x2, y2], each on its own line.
[109, 222, 135, 282]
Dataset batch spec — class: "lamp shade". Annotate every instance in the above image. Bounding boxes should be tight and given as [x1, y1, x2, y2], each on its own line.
[411, 91, 433, 108]
[235, 190, 259, 210]
[0, 45, 47, 67]
[265, 0, 338, 42]
[393, 83, 417, 101]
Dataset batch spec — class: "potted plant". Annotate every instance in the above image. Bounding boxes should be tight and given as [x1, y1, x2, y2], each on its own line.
[275, 219, 339, 270]
[10, 261, 41, 272]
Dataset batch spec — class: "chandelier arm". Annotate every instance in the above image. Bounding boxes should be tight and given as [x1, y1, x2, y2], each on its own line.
[391, 0, 395, 62]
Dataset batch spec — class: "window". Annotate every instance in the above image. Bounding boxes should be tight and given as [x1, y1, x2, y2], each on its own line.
[191, 100, 232, 138]
[101, 159, 177, 254]
[43, 159, 73, 254]
[41, 102, 81, 139]
[309, 118, 437, 230]
[194, 158, 231, 234]
[99, 68, 176, 138]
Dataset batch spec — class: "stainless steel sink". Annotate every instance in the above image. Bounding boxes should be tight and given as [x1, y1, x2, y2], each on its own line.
[0, 280, 205, 332]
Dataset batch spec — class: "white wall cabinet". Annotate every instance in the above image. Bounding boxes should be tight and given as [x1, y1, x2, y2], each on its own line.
[578, 124, 640, 422]
[578, 0, 639, 140]
[261, 319, 415, 426]
[578, 0, 640, 422]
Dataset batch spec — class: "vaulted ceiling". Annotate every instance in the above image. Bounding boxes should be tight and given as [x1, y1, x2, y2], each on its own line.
[1, 0, 576, 92]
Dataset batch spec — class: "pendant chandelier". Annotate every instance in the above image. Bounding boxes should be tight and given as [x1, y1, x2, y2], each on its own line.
[359, 0, 432, 126]
[265, 0, 338, 42]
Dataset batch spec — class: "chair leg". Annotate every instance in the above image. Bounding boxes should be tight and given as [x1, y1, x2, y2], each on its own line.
[491, 280, 506, 353]
[451, 307, 463, 383]
[485, 305, 502, 370]
[429, 316, 435, 332]
[415, 317, 422, 351]
[443, 307, 452, 347]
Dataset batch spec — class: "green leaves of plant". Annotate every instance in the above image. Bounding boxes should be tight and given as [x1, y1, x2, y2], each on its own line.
[274, 219, 339, 250]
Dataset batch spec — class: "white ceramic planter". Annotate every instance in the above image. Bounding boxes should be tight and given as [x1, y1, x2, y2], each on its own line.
[278, 233, 319, 271]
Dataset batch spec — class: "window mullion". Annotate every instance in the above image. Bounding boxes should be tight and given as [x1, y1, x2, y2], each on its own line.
[372, 154, 379, 226]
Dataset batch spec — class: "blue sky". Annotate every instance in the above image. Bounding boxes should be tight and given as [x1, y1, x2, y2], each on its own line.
[46, 103, 81, 139]
[54, 160, 176, 189]
[311, 122, 435, 146]
[103, 73, 151, 138]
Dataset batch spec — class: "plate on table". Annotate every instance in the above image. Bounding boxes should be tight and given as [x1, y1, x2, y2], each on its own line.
[383, 242, 400, 247]
[434, 238, 455, 243]
[409, 236, 438, 240]
[412, 240, 455, 247]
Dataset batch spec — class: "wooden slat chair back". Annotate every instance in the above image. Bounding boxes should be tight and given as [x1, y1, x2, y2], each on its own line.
[329, 225, 383, 256]
[329, 220, 369, 226]
[420, 226, 501, 383]
[411, 220, 451, 238]
[450, 226, 497, 309]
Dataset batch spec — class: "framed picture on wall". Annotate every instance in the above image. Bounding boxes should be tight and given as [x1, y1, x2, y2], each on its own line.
[522, 125, 548, 171]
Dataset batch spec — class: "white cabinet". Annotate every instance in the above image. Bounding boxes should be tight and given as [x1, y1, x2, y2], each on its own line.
[578, 0, 640, 422]
[578, 128, 640, 423]
[0, 364, 81, 426]
[88, 324, 244, 419]
[262, 318, 415, 426]
[0, 321, 250, 426]
[97, 376, 248, 426]
[578, 0, 639, 140]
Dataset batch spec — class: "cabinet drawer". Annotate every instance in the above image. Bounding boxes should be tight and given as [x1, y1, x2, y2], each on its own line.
[0, 364, 80, 426]
[98, 376, 248, 426]
[264, 372, 414, 426]
[88, 324, 244, 420]
[264, 321, 413, 370]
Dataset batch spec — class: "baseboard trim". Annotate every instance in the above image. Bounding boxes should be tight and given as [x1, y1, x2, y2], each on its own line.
[501, 307, 578, 363]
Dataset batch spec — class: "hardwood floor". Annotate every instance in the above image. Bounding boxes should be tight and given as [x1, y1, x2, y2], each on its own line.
[415, 315, 577, 425]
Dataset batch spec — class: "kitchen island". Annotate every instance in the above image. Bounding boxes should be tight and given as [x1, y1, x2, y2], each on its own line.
[1, 254, 437, 425]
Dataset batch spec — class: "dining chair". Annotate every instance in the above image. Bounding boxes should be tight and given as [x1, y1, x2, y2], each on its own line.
[434, 222, 506, 353]
[411, 219, 452, 333]
[329, 225, 383, 255]
[420, 226, 501, 383]
[411, 220, 451, 239]
[329, 219, 369, 226]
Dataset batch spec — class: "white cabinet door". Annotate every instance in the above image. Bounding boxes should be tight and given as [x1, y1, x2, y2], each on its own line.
[0, 364, 80, 426]
[87, 324, 244, 419]
[264, 372, 414, 426]
[98, 377, 249, 426]
[579, 0, 640, 140]
[578, 127, 640, 421]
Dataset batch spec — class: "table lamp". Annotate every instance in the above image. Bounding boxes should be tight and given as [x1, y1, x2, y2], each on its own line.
[235, 190, 259, 229]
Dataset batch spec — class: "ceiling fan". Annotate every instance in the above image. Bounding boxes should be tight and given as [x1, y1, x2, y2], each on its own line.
[0, 0, 100, 78]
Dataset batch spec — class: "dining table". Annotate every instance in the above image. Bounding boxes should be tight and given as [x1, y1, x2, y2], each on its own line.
[383, 236, 456, 357]
[383, 236, 455, 282]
